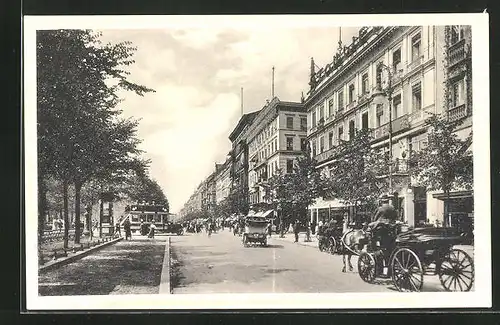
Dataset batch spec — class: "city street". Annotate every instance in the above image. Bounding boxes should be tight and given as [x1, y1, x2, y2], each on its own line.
[171, 229, 392, 293]
[38, 237, 166, 296]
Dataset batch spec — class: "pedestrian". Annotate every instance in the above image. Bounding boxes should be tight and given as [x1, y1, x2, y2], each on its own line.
[123, 218, 132, 240]
[293, 219, 300, 243]
[114, 222, 121, 237]
[148, 222, 156, 238]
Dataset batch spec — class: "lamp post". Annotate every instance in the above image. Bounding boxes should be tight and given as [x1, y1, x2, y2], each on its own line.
[372, 62, 394, 196]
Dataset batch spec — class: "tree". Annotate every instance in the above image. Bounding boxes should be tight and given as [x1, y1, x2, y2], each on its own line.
[408, 113, 473, 226]
[326, 128, 387, 219]
[37, 29, 155, 246]
[263, 149, 326, 225]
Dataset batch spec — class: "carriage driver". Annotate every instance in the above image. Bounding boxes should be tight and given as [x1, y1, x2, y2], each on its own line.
[366, 194, 398, 238]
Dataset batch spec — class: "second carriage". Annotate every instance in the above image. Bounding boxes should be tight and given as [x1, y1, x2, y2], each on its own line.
[356, 224, 474, 292]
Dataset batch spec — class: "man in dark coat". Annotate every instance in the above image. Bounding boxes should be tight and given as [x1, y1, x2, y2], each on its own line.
[293, 219, 300, 242]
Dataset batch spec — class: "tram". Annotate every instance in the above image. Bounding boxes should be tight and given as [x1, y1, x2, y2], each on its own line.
[122, 201, 175, 234]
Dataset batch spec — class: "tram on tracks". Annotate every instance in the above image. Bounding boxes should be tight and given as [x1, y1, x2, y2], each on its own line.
[122, 201, 183, 235]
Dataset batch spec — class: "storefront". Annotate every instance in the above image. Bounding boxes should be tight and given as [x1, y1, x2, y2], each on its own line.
[432, 190, 473, 233]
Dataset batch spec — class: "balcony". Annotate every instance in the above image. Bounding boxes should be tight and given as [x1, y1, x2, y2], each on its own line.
[358, 92, 370, 106]
[390, 67, 404, 85]
[373, 115, 410, 140]
[318, 117, 325, 128]
[346, 100, 357, 111]
[407, 55, 423, 72]
[408, 105, 434, 126]
[448, 104, 467, 122]
[448, 39, 466, 67]
[393, 158, 409, 174]
[314, 146, 339, 164]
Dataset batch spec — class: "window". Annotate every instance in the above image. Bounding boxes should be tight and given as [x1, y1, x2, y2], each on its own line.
[338, 90, 344, 111]
[319, 136, 325, 153]
[275, 139, 278, 151]
[412, 83, 422, 111]
[338, 126, 344, 142]
[286, 137, 294, 151]
[312, 111, 317, 127]
[300, 138, 308, 151]
[412, 33, 421, 62]
[287, 116, 294, 129]
[348, 120, 355, 140]
[362, 73, 369, 94]
[286, 160, 294, 174]
[300, 117, 307, 131]
[451, 79, 465, 107]
[328, 132, 334, 148]
[348, 84, 355, 103]
[393, 94, 402, 119]
[328, 98, 334, 115]
[362, 112, 369, 130]
[392, 48, 402, 72]
[275, 161, 278, 173]
[376, 104, 384, 127]
[319, 105, 324, 121]
[312, 141, 317, 156]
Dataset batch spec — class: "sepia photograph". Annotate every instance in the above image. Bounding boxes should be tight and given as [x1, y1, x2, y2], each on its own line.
[24, 14, 490, 309]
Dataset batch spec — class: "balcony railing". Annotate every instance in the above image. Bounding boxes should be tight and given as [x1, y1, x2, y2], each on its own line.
[358, 92, 370, 106]
[373, 115, 410, 139]
[314, 146, 339, 164]
[346, 100, 357, 111]
[448, 104, 467, 122]
[393, 158, 409, 174]
[407, 55, 424, 71]
[408, 105, 434, 126]
[448, 39, 466, 66]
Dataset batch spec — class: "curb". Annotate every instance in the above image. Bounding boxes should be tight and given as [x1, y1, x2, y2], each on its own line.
[39, 237, 124, 274]
[159, 236, 171, 294]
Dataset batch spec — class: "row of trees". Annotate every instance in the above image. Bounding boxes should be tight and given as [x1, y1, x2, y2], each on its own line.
[261, 113, 472, 225]
[37, 29, 167, 248]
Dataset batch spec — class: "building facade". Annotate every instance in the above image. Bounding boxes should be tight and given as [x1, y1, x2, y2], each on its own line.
[305, 26, 472, 227]
[228, 111, 259, 215]
[215, 158, 232, 204]
[247, 97, 307, 208]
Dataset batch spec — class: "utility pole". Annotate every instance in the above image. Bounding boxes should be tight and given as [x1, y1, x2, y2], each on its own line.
[272, 66, 275, 98]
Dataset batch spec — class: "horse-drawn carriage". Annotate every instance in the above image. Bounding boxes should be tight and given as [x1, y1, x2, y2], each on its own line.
[356, 224, 474, 292]
[317, 223, 344, 254]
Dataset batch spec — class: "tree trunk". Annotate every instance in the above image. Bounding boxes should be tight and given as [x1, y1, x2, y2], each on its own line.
[38, 173, 47, 241]
[63, 179, 69, 249]
[444, 189, 451, 227]
[74, 181, 82, 244]
[99, 198, 103, 238]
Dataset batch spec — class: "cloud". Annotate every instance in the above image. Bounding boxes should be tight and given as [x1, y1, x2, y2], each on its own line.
[99, 26, 360, 213]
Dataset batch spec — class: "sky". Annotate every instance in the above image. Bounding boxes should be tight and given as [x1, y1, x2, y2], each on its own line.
[99, 26, 359, 213]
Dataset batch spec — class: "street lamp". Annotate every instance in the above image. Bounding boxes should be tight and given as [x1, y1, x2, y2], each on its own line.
[371, 62, 394, 196]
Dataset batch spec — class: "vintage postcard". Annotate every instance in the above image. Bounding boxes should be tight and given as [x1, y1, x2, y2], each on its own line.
[24, 13, 490, 310]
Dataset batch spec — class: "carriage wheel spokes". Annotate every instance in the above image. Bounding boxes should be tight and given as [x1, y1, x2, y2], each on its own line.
[391, 248, 423, 292]
[328, 237, 337, 254]
[439, 248, 474, 292]
[358, 252, 376, 283]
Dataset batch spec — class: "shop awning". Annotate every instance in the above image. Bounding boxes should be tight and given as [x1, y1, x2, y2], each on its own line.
[432, 190, 473, 201]
[253, 211, 264, 217]
[261, 210, 274, 219]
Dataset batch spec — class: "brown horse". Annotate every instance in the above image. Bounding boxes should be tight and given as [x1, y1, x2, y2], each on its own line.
[340, 228, 367, 272]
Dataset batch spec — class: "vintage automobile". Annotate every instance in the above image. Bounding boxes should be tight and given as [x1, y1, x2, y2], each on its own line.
[242, 216, 269, 247]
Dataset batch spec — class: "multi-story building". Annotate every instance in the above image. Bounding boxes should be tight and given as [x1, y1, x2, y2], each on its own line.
[247, 97, 307, 208]
[215, 158, 232, 204]
[305, 26, 472, 227]
[228, 110, 260, 215]
[179, 182, 203, 218]
[201, 171, 217, 216]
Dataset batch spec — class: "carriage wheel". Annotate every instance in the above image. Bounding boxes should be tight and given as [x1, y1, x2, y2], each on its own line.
[391, 248, 424, 292]
[358, 252, 377, 283]
[328, 237, 337, 255]
[318, 239, 326, 252]
[439, 248, 474, 292]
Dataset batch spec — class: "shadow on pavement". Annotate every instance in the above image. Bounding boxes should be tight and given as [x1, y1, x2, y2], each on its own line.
[38, 239, 166, 296]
